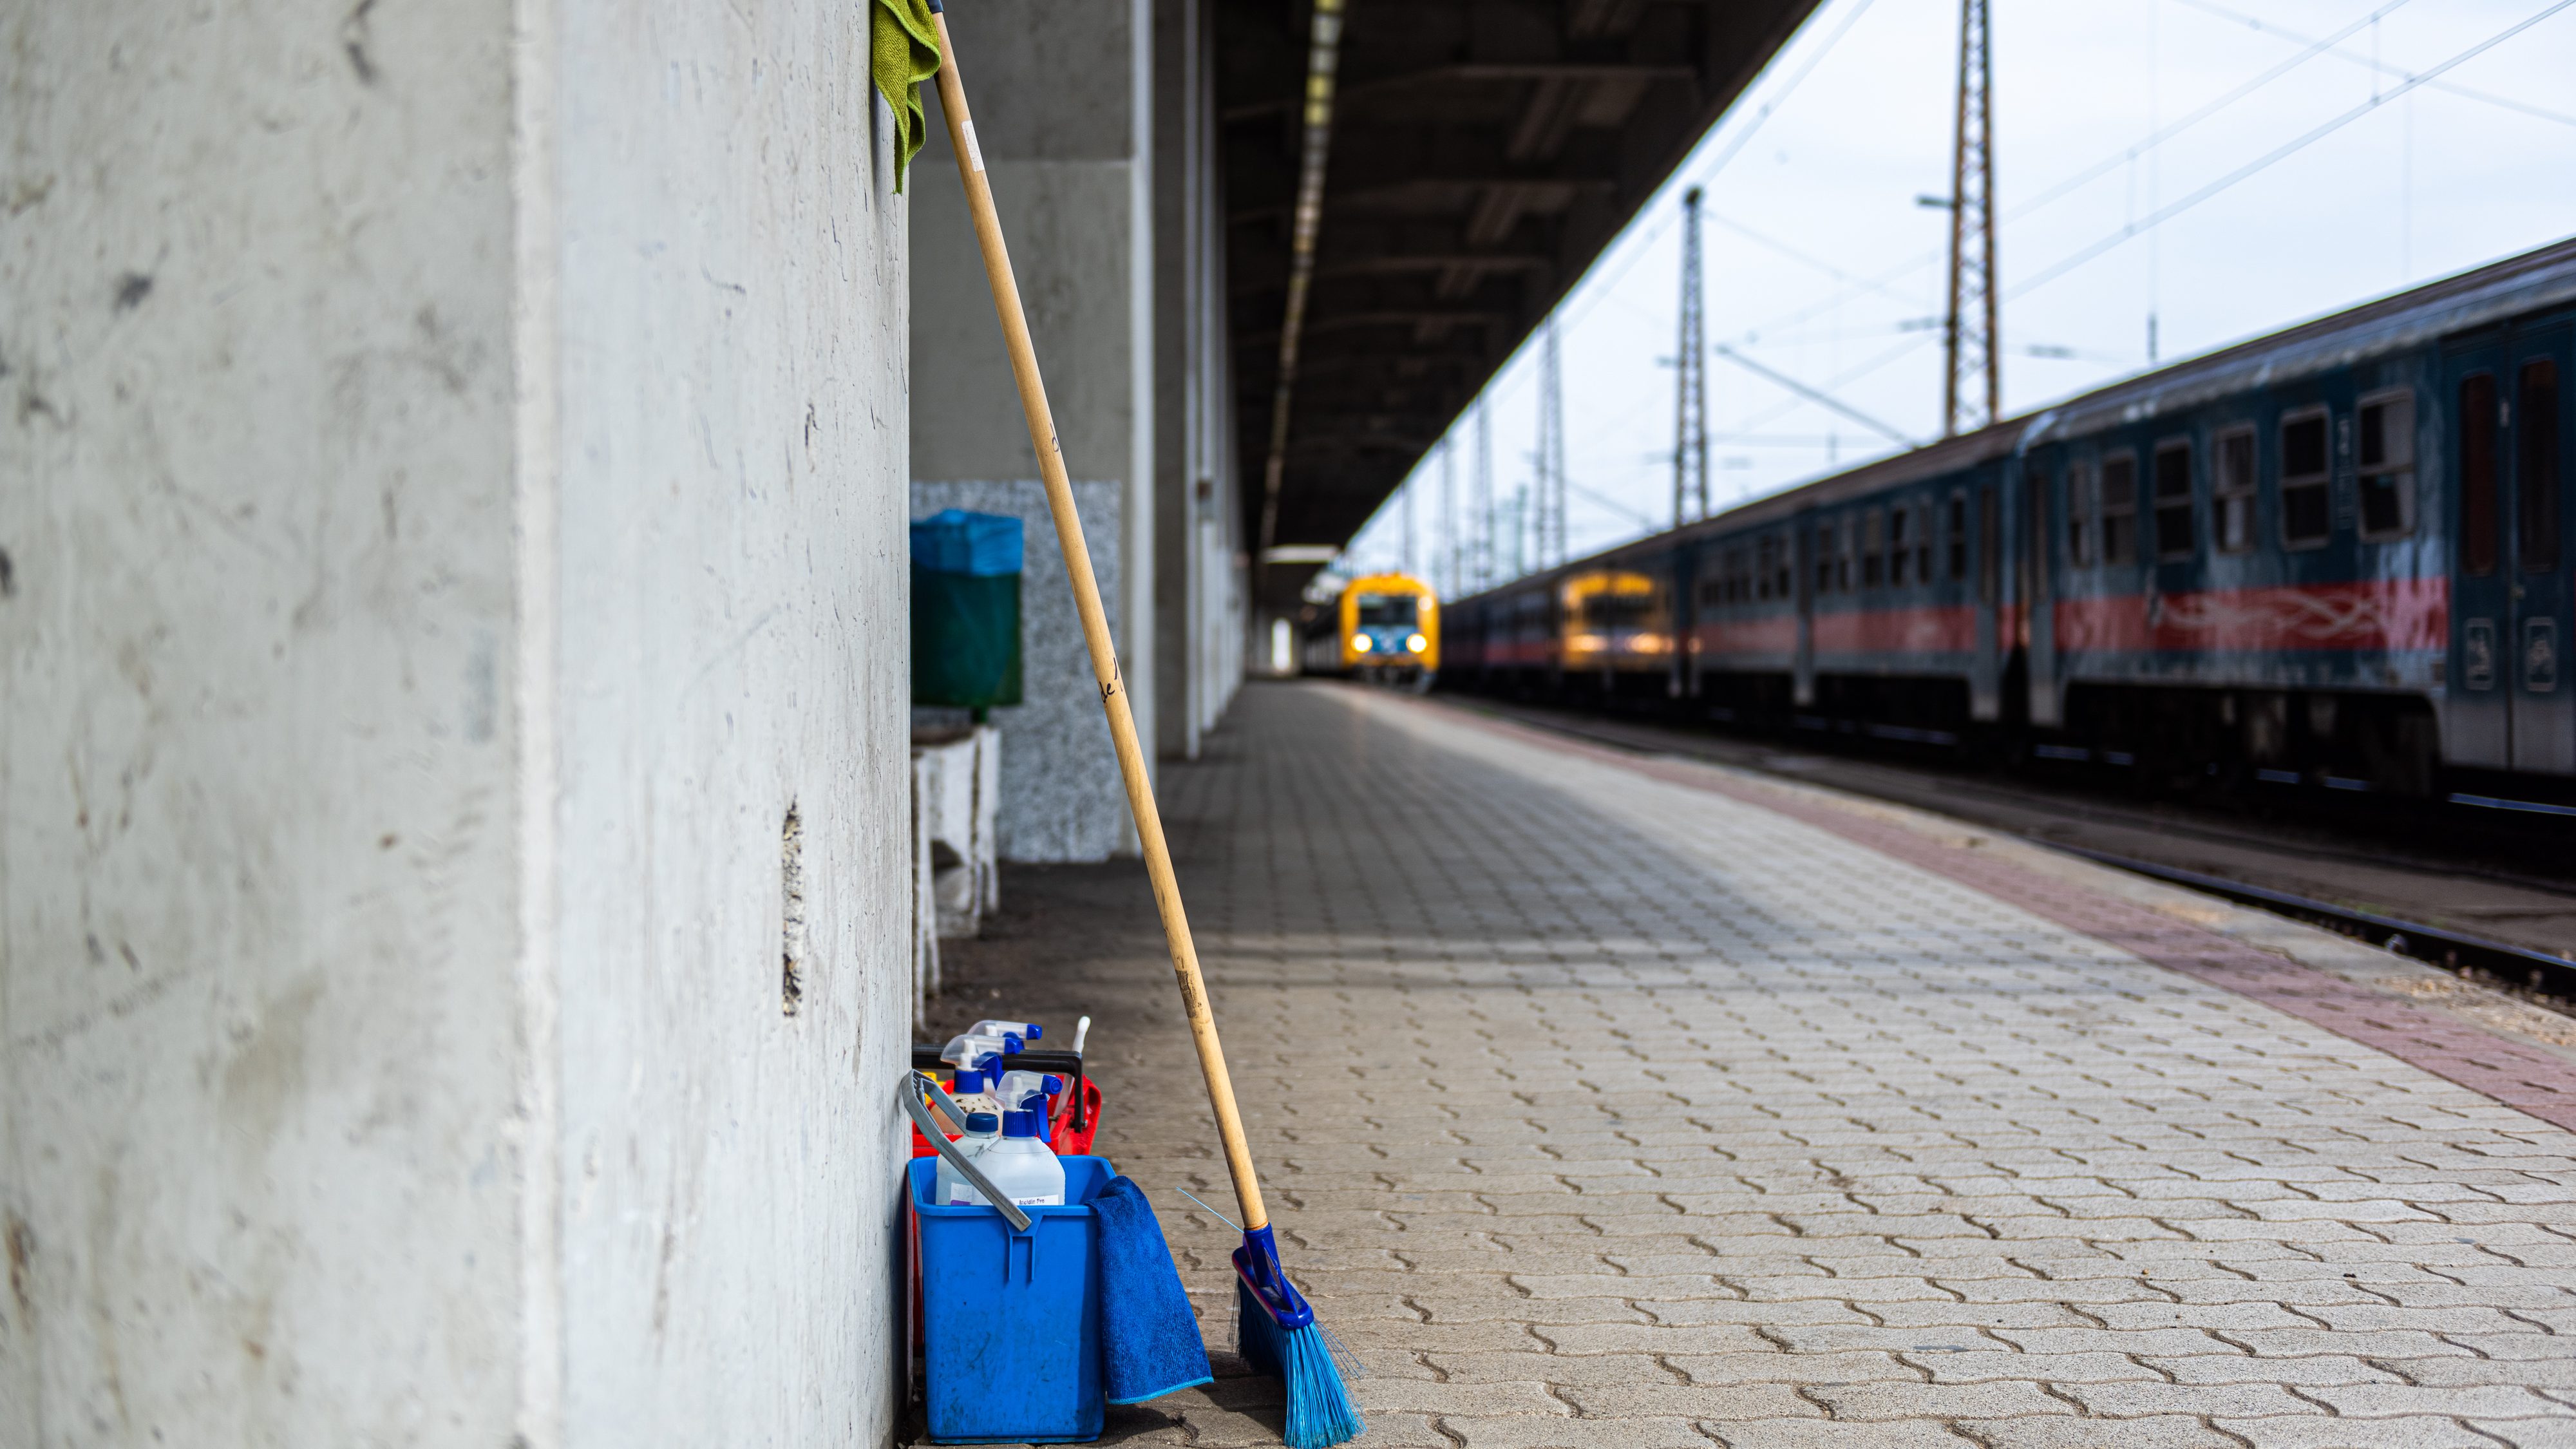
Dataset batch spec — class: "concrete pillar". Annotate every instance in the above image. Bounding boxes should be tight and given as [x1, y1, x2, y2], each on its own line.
[911, 0, 1157, 863]
[2, 3, 913, 1443]
[1153, 0, 1243, 762]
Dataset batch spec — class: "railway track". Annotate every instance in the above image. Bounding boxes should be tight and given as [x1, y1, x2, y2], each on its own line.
[1435, 693, 2576, 1008]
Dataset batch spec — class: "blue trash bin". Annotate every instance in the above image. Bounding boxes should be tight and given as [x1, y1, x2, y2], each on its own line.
[911, 1155, 1115, 1443]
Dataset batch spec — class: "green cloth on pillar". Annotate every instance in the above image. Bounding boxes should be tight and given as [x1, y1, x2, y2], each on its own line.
[873, 0, 943, 193]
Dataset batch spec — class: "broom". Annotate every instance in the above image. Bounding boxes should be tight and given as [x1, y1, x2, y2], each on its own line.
[922, 7, 1363, 1446]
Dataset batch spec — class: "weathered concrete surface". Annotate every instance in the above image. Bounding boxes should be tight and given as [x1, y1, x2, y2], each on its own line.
[911, 0, 1159, 858]
[931, 683, 2576, 1449]
[3, 1, 913, 1444]
[912, 479, 1127, 862]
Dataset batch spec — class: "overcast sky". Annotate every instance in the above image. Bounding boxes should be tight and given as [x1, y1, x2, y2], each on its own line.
[1329, 0, 2576, 592]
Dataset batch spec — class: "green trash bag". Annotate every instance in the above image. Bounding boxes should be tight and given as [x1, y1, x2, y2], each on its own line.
[913, 565, 1023, 710]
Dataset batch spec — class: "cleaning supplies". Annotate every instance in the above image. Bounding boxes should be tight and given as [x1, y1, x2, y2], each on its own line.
[940, 1032, 1012, 1073]
[967, 1019, 1044, 1043]
[949, 1110, 1065, 1208]
[1093, 1178, 1213, 1405]
[936, 1068, 1001, 1133]
[933, 1112, 1003, 1205]
[929, 13, 1360, 1441]
[996, 1072, 1065, 1148]
[996, 1069, 1061, 1115]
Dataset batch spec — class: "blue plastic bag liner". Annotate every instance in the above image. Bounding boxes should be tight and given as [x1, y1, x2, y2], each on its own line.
[912, 1155, 1112, 1443]
[1092, 1177, 1214, 1404]
[912, 509, 1025, 577]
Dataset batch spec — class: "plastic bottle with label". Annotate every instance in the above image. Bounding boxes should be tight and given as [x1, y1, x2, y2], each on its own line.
[934, 1112, 1003, 1206]
[949, 1110, 1065, 1208]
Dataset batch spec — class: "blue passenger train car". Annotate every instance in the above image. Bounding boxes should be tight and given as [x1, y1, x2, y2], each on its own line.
[1442, 239, 2576, 801]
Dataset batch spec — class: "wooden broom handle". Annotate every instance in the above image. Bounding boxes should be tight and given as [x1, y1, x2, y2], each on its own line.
[929, 10, 1270, 1235]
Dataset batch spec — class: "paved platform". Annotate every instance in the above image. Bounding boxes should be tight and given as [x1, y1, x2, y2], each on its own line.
[929, 681, 2576, 1449]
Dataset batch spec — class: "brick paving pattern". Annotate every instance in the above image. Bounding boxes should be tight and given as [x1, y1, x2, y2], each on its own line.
[936, 682, 2576, 1449]
[1433, 706, 2576, 1135]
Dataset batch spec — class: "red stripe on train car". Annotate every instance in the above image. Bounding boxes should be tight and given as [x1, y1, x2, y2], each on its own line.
[1690, 615, 1800, 656]
[1811, 603, 1980, 655]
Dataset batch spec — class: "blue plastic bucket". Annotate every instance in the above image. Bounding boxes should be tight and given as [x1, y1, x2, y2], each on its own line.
[911, 1155, 1113, 1443]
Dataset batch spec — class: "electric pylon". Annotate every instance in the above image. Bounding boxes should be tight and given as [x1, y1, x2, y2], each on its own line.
[1473, 400, 1493, 587]
[1673, 187, 1709, 526]
[1942, 0, 1999, 437]
[1439, 439, 1457, 596]
[1400, 473, 1416, 575]
[1537, 319, 1566, 569]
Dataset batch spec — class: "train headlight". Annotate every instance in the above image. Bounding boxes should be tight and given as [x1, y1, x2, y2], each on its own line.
[1405, 633, 1428, 654]
[1352, 635, 1372, 653]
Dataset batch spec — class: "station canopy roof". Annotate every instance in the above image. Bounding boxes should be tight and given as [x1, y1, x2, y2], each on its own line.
[1220, 0, 1823, 609]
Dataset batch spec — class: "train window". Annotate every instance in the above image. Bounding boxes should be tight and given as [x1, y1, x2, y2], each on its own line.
[2521, 359, 2561, 574]
[1863, 509, 1887, 587]
[1815, 522, 1837, 594]
[2280, 407, 2332, 548]
[1357, 594, 1417, 628]
[2154, 439, 2196, 560]
[2065, 460, 2095, 567]
[1947, 491, 1969, 581]
[1978, 487, 2000, 604]
[1776, 533, 1794, 598]
[2461, 374, 2499, 576]
[2356, 391, 2416, 539]
[2100, 453, 2139, 565]
[2215, 426, 2257, 553]
[1888, 507, 1909, 585]
[1754, 537, 1772, 600]
[1839, 520, 1856, 592]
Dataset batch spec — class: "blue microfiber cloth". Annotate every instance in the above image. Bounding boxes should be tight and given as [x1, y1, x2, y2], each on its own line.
[1092, 1175, 1214, 1405]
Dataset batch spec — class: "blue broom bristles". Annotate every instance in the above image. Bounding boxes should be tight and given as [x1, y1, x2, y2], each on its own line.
[1234, 1227, 1364, 1449]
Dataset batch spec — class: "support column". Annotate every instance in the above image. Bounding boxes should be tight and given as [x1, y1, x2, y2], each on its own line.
[914, 0, 1158, 858]
[3, 1, 915, 1443]
[1153, 0, 1242, 761]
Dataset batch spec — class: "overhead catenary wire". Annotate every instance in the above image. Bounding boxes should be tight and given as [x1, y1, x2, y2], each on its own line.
[2172, 0, 2576, 129]
[2009, 0, 2576, 301]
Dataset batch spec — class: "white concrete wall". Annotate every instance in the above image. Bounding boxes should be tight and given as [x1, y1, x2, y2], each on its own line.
[911, 0, 1155, 860]
[911, 480, 1128, 862]
[1, 1, 913, 1443]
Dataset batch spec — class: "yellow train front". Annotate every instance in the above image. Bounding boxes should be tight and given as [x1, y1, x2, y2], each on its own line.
[1317, 573, 1440, 687]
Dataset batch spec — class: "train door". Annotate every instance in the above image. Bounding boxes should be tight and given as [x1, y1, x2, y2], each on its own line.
[2514, 321, 2573, 773]
[2021, 455, 2064, 727]
[2448, 336, 2512, 766]
[2453, 319, 2576, 775]
[1669, 547, 1693, 700]
[1794, 511, 1816, 706]
[1973, 478, 2002, 719]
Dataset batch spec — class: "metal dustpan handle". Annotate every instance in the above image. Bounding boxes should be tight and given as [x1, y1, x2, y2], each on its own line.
[900, 1072, 1034, 1232]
